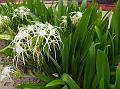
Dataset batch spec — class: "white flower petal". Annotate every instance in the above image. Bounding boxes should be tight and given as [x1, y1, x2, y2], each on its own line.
[13, 6, 30, 19]
[15, 43, 24, 54]
[0, 66, 14, 81]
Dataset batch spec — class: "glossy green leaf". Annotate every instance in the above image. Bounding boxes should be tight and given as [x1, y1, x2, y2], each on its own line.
[111, 0, 120, 56]
[61, 73, 80, 89]
[62, 85, 68, 89]
[115, 64, 120, 89]
[58, 0, 64, 17]
[46, 79, 66, 87]
[34, 73, 54, 83]
[0, 46, 13, 56]
[17, 83, 46, 89]
[80, 0, 87, 12]
[47, 53, 62, 75]
[96, 50, 110, 88]
[61, 37, 69, 73]
[0, 34, 13, 40]
[99, 77, 105, 89]
[83, 42, 96, 89]
[95, 26, 102, 42]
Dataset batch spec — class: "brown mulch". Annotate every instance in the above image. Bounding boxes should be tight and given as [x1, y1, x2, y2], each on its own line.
[0, 40, 8, 49]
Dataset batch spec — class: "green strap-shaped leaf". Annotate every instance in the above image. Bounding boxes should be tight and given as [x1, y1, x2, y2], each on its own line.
[34, 73, 54, 83]
[108, 84, 115, 89]
[111, 0, 120, 56]
[29, 12, 40, 21]
[70, 3, 95, 60]
[95, 26, 102, 42]
[47, 53, 62, 75]
[99, 77, 105, 89]
[46, 79, 66, 87]
[62, 85, 68, 89]
[42, 58, 54, 76]
[80, 0, 87, 12]
[62, 37, 69, 73]
[91, 74, 99, 89]
[115, 64, 120, 89]
[0, 34, 13, 40]
[61, 73, 80, 89]
[58, 0, 64, 17]
[17, 83, 47, 89]
[0, 46, 13, 57]
[83, 42, 96, 89]
[96, 50, 110, 89]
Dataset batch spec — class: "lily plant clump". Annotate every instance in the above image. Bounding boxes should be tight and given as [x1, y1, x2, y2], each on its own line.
[12, 22, 62, 67]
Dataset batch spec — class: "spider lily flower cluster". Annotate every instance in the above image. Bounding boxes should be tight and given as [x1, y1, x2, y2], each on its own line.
[70, 12, 82, 24]
[12, 6, 30, 19]
[60, 12, 82, 27]
[0, 15, 10, 32]
[0, 15, 10, 24]
[0, 66, 14, 82]
[60, 16, 67, 27]
[12, 22, 62, 66]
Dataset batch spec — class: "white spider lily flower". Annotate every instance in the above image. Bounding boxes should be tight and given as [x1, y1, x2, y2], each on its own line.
[27, 25, 34, 31]
[60, 12, 82, 27]
[15, 43, 24, 54]
[71, 12, 82, 25]
[50, 29, 56, 36]
[60, 16, 67, 27]
[12, 6, 30, 19]
[0, 16, 3, 25]
[13, 30, 29, 42]
[0, 15, 10, 23]
[0, 66, 14, 81]
[3, 16, 9, 21]
[0, 15, 10, 32]
[12, 22, 62, 66]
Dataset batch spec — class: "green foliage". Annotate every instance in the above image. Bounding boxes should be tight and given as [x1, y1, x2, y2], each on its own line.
[96, 50, 110, 89]
[83, 42, 96, 89]
[111, 0, 120, 61]
[115, 64, 120, 89]
[0, 0, 120, 89]
[18, 73, 80, 89]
